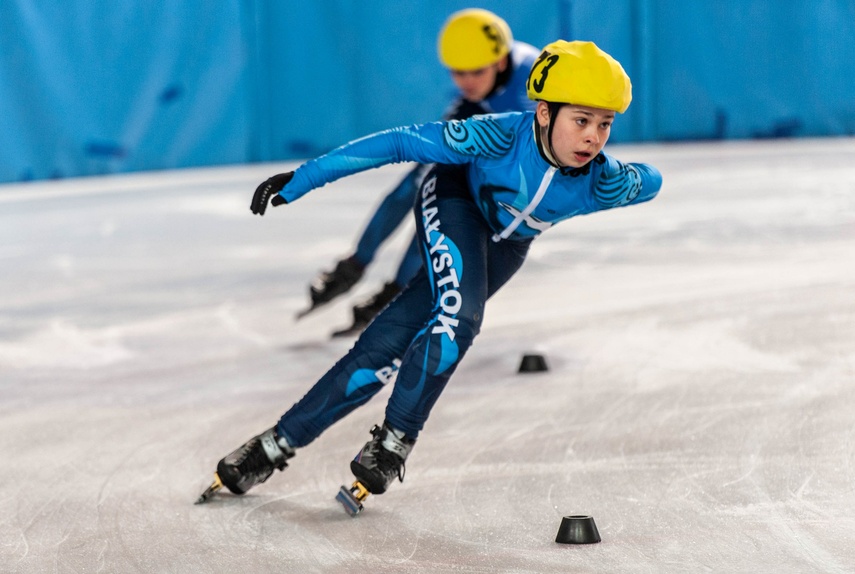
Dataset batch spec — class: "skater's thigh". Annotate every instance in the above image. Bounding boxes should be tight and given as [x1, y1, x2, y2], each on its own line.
[393, 234, 421, 287]
[416, 166, 491, 316]
[486, 237, 531, 299]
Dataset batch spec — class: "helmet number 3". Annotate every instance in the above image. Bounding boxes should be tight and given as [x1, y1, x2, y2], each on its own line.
[531, 54, 559, 93]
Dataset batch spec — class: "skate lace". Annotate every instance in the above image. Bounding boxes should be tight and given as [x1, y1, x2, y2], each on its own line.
[237, 440, 269, 477]
[375, 445, 406, 483]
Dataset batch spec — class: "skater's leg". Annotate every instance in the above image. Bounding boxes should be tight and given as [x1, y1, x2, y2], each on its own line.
[204, 272, 434, 501]
[383, 166, 531, 438]
[307, 165, 425, 309]
[485, 234, 532, 298]
[353, 165, 423, 266]
[383, 197, 488, 436]
[336, 235, 421, 337]
[393, 234, 422, 289]
[278, 272, 434, 447]
[344, 166, 530, 496]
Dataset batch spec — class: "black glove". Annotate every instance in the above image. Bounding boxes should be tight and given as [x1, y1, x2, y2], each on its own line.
[443, 97, 489, 121]
[251, 171, 293, 215]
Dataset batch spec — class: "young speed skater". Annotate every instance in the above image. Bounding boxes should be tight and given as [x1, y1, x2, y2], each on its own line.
[301, 9, 540, 337]
[197, 40, 663, 513]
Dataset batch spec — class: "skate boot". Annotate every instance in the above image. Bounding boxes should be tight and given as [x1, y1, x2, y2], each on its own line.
[351, 422, 415, 494]
[196, 427, 294, 503]
[331, 281, 401, 338]
[297, 256, 365, 319]
[336, 422, 415, 515]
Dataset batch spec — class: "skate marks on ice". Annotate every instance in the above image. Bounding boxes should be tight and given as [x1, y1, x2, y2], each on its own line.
[2, 138, 855, 572]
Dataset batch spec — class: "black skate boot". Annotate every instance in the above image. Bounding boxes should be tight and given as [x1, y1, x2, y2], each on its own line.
[296, 256, 365, 318]
[350, 422, 415, 495]
[331, 281, 401, 338]
[216, 428, 294, 495]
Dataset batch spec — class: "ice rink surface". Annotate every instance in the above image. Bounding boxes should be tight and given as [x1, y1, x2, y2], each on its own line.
[2, 138, 854, 573]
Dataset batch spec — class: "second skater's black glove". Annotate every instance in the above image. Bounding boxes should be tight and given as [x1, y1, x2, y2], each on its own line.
[251, 171, 293, 216]
[444, 97, 488, 121]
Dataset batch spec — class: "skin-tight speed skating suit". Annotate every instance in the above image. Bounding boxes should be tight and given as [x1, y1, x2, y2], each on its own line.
[275, 111, 663, 446]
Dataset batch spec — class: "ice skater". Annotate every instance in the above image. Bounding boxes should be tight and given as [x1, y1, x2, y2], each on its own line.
[301, 9, 540, 337]
[198, 40, 663, 513]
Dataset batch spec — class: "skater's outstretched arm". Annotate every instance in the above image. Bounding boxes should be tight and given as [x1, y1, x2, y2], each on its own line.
[249, 113, 522, 215]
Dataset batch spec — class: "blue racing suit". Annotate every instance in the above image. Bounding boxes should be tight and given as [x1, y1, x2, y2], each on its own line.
[352, 41, 540, 287]
[276, 111, 662, 444]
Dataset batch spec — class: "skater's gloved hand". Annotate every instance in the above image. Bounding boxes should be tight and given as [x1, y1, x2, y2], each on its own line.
[251, 172, 293, 215]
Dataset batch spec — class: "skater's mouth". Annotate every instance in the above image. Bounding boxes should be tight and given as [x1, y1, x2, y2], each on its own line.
[573, 151, 592, 162]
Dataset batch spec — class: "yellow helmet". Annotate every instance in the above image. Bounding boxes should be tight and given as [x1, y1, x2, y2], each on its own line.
[438, 9, 513, 71]
[526, 40, 632, 113]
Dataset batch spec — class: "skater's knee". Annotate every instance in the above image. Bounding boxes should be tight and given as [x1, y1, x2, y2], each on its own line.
[353, 306, 417, 356]
[422, 314, 480, 379]
[430, 308, 482, 345]
[454, 313, 482, 344]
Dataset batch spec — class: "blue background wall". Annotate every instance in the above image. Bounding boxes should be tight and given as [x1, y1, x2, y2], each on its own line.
[1, 0, 853, 183]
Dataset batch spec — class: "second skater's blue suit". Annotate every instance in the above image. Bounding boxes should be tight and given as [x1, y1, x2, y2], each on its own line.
[354, 42, 539, 286]
[275, 111, 662, 445]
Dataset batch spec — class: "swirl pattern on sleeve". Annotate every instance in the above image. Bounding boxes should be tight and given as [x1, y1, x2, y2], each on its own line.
[443, 116, 514, 158]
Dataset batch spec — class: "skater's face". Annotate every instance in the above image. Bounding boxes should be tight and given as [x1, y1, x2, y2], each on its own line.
[536, 102, 613, 168]
[449, 56, 508, 102]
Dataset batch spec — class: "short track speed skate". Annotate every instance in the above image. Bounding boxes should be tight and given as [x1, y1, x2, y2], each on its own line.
[334, 422, 415, 516]
[336, 481, 372, 516]
[195, 427, 294, 504]
[296, 256, 365, 319]
[330, 281, 402, 338]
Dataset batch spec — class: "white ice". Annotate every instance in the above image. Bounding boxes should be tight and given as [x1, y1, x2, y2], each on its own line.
[1, 138, 854, 573]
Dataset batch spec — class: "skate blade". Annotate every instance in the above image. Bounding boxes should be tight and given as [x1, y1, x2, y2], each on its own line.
[336, 481, 370, 516]
[195, 473, 223, 504]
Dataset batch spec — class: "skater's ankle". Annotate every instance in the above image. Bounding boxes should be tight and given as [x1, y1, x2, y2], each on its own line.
[260, 428, 296, 465]
[380, 422, 415, 458]
[275, 429, 296, 457]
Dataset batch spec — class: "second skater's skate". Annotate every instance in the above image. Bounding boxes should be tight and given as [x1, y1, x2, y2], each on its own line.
[296, 255, 365, 319]
[331, 281, 402, 338]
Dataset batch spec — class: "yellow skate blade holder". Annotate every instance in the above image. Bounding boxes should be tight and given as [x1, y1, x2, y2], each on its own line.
[336, 480, 371, 516]
[195, 473, 223, 504]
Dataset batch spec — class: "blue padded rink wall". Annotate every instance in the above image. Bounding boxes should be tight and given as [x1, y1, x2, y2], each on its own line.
[1, 1, 854, 182]
[2, 2, 855, 573]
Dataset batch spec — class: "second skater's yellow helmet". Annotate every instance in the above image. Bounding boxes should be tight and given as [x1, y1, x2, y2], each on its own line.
[438, 8, 513, 71]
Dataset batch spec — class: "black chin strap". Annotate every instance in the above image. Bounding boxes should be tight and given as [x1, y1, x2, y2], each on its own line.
[546, 102, 564, 161]
[534, 102, 566, 168]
